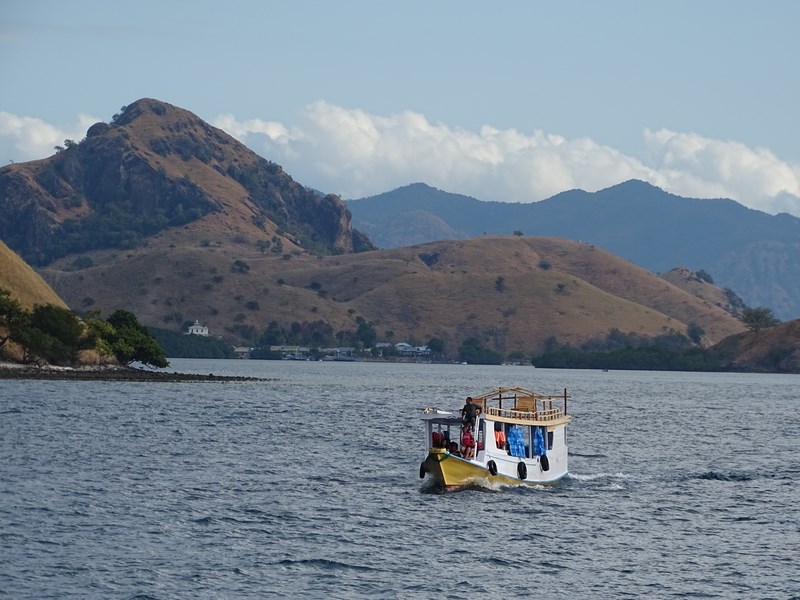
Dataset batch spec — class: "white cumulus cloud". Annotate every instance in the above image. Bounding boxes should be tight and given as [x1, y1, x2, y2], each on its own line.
[643, 129, 800, 215]
[0, 112, 99, 162]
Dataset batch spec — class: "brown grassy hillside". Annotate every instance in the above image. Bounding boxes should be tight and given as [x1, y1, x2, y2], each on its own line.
[40, 235, 746, 356]
[0, 240, 67, 309]
[709, 319, 800, 372]
[660, 267, 745, 317]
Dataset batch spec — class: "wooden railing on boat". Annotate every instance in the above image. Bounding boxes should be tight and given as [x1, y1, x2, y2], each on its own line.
[473, 387, 569, 423]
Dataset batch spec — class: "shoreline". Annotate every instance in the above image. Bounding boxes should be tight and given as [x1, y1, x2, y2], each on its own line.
[0, 363, 269, 382]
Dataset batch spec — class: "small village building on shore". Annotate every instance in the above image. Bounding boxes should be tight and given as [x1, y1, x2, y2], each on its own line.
[270, 345, 311, 358]
[233, 346, 252, 359]
[395, 342, 431, 357]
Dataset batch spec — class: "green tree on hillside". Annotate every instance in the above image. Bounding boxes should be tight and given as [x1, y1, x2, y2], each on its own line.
[259, 321, 286, 346]
[740, 307, 780, 333]
[27, 305, 86, 363]
[459, 337, 503, 365]
[105, 309, 169, 368]
[696, 269, 714, 284]
[0, 287, 167, 367]
[0, 289, 24, 350]
[426, 337, 445, 358]
[687, 322, 705, 344]
[355, 319, 377, 348]
[9, 304, 87, 364]
[149, 327, 235, 359]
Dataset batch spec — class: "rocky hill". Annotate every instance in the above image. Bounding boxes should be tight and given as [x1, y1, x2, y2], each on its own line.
[0, 98, 374, 266]
[347, 182, 800, 320]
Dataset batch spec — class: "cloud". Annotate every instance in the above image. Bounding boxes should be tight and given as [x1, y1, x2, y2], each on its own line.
[2, 103, 798, 218]
[212, 113, 291, 145]
[0, 111, 100, 163]
[643, 129, 800, 214]
[214, 101, 659, 202]
[213, 102, 800, 217]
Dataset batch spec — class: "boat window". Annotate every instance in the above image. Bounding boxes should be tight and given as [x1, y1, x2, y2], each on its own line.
[547, 430, 554, 450]
[430, 426, 452, 448]
[523, 426, 532, 458]
[476, 421, 485, 452]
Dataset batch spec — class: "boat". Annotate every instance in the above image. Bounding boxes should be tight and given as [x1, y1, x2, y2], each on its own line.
[419, 386, 571, 489]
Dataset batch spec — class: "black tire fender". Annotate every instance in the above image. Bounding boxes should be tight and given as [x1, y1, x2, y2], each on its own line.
[540, 455, 550, 472]
[517, 461, 527, 480]
[487, 460, 498, 476]
[419, 462, 426, 479]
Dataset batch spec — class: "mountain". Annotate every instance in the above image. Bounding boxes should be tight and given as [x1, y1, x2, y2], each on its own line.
[347, 182, 800, 320]
[0, 98, 374, 266]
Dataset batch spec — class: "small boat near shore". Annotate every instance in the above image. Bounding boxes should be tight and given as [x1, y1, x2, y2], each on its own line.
[419, 386, 571, 489]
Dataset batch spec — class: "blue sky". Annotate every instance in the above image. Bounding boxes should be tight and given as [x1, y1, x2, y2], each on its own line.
[2, 1, 799, 216]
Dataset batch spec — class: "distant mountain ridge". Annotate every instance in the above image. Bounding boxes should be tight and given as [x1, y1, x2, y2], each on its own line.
[347, 182, 800, 319]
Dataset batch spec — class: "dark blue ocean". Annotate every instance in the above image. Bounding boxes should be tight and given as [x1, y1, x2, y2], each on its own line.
[1, 360, 798, 599]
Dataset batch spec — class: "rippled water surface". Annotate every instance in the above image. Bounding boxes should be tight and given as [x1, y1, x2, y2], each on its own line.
[2, 361, 798, 599]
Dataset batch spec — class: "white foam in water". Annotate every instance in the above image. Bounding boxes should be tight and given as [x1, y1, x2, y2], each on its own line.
[567, 471, 633, 481]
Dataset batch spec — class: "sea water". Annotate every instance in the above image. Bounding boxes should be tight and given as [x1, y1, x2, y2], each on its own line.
[1, 361, 798, 599]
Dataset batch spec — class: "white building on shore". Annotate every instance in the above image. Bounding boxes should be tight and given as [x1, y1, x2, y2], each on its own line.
[186, 320, 209, 336]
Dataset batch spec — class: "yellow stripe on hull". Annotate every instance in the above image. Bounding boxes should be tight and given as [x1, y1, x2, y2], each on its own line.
[422, 449, 561, 489]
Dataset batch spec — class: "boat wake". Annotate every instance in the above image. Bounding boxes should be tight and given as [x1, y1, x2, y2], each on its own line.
[418, 475, 549, 494]
[567, 471, 633, 482]
[478, 478, 551, 493]
[419, 477, 499, 494]
[564, 471, 635, 491]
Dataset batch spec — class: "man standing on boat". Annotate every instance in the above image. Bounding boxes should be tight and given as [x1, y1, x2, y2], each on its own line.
[461, 396, 479, 429]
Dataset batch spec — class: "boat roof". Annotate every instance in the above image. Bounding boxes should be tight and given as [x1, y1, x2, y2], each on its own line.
[422, 386, 571, 427]
[419, 408, 462, 426]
